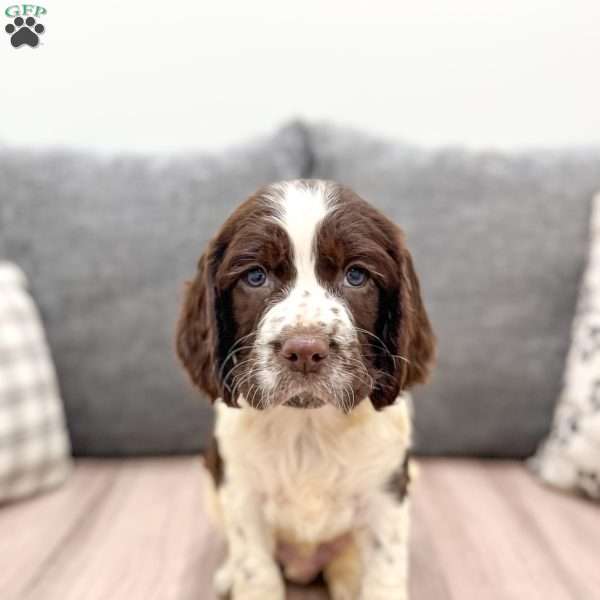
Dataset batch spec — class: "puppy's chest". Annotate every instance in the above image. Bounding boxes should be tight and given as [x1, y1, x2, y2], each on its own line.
[218, 402, 410, 544]
[266, 427, 363, 536]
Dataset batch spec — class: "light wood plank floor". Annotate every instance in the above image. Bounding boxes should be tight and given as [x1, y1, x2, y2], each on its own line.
[1, 458, 598, 600]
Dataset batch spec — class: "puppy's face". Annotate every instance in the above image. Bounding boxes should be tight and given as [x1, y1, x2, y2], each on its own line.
[177, 180, 434, 411]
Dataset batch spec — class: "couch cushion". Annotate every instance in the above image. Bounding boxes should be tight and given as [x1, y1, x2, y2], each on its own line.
[309, 123, 600, 457]
[0, 124, 310, 455]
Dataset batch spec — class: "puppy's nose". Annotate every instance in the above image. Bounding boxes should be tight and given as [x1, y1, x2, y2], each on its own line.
[281, 336, 329, 374]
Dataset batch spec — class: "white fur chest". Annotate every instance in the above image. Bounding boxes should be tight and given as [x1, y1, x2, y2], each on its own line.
[215, 397, 411, 546]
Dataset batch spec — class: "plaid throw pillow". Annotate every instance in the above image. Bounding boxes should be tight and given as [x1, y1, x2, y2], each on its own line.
[0, 262, 71, 503]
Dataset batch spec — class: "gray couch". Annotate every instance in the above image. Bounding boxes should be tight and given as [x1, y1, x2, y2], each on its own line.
[2, 122, 600, 458]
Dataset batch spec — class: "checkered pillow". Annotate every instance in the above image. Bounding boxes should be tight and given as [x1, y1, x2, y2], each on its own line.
[0, 262, 71, 503]
[530, 192, 600, 500]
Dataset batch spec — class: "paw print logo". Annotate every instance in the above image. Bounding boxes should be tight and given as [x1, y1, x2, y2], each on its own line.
[5, 16, 45, 48]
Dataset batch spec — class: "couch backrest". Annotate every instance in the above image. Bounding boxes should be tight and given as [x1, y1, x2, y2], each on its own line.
[4, 121, 600, 458]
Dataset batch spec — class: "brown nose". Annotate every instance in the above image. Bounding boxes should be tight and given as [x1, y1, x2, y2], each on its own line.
[281, 336, 329, 374]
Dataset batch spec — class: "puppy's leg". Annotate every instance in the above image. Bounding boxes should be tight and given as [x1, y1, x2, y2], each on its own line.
[356, 497, 410, 600]
[215, 483, 285, 600]
[323, 537, 362, 600]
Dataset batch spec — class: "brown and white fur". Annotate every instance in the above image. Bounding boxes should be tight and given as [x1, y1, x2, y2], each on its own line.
[176, 180, 435, 600]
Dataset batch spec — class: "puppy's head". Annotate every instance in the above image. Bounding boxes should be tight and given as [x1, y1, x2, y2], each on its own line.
[176, 180, 434, 411]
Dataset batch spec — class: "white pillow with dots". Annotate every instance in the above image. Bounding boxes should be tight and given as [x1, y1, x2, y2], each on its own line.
[530, 192, 600, 500]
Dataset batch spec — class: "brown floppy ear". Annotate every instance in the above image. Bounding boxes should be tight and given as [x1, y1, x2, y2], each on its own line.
[176, 253, 221, 401]
[177, 232, 240, 406]
[370, 233, 435, 410]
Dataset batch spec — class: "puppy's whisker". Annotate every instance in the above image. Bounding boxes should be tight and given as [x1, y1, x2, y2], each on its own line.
[221, 358, 255, 388]
[354, 327, 411, 367]
[230, 367, 258, 402]
[343, 357, 375, 391]
[219, 346, 256, 379]
[362, 351, 410, 365]
[222, 357, 254, 380]
[210, 332, 257, 380]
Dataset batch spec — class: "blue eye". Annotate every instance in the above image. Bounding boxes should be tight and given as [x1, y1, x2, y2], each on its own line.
[244, 267, 267, 287]
[345, 266, 368, 287]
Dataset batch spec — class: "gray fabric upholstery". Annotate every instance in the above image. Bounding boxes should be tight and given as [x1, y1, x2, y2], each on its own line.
[308, 123, 600, 457]
[0, 124, 310, 455]
[3, 119, 600, 458]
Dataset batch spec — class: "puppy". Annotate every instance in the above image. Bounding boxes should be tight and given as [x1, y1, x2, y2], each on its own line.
[176, 180, 434, 600]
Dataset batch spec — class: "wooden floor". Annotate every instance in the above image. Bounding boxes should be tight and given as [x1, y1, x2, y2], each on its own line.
[1, 458, 598, 600]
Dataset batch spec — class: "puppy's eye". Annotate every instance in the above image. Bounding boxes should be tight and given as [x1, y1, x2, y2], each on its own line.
[244, 267, 267, 288]
[344, 266, 368, 287]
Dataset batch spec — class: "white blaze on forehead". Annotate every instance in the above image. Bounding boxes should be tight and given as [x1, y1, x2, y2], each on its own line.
[261, 179, 353, 333]
[273, 181, 331, 285]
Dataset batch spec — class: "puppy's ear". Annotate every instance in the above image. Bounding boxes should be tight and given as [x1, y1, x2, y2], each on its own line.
[177, 237, 239, 406]
[371, 231, 435, 410]
[176, 253, 221, 402]
[398, 247, 435, 389]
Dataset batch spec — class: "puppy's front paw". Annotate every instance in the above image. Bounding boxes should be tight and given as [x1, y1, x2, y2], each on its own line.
[359, 587, 407, 600]
[329, 584, 358, 600]
[230, 562, 285, 600]
[231, 582, 285, 600]
[214, 562, 234, 597]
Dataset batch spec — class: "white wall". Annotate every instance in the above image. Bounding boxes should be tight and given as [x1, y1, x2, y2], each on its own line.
[2, 0, 600, 152]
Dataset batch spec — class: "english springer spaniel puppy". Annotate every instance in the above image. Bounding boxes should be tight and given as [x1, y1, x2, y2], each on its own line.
[176, 180, 434, 600]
